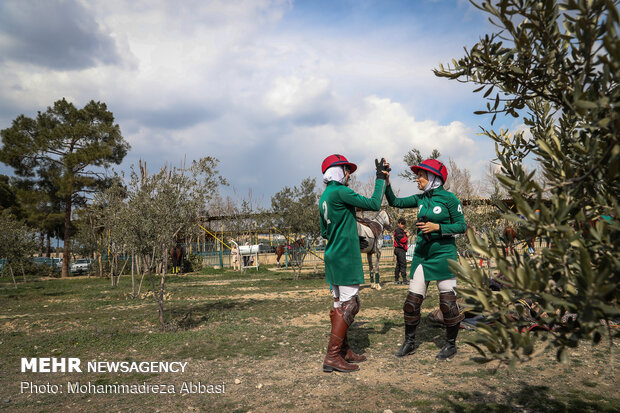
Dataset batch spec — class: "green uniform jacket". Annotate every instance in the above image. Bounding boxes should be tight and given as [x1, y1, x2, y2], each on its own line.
[385, 185, 466, 281]
[319, 179, 386, 285]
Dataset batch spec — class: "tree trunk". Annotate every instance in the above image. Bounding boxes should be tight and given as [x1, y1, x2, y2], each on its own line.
[61, 195, 72, 278]
[157, 247, 168, 329]
[39, 232, 44, 256]
[9, 264, 17, 288]
[131, 250, 135, 298]
[116, 256, 128, 286]
[110, 253, 116, 286]
[137, 265, 146, 298]
[46, 232, 51, 258]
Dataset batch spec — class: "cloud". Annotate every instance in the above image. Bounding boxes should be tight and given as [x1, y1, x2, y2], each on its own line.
[257, 94, 477, 193]
[0, 0, 122, 70]
[0, 0, 498, 204]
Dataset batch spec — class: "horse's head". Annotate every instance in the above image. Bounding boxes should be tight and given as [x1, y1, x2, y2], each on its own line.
[377, 210, 392, 231]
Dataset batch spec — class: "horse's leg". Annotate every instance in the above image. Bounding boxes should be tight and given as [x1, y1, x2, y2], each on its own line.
[366, 252, 372, 286]
[374, 248, 382, 290]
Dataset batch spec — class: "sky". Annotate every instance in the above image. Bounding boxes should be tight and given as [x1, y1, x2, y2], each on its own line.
[0, 0, 521, 206]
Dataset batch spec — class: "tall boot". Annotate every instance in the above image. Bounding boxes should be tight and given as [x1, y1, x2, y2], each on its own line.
[395, 292, 424, 357]
[323, 308, 359, 372]
[436, 323, 459, 360]
[341, 334, 367, 363]
[395, 323, 418, 357]
[436, 291, 464, 360]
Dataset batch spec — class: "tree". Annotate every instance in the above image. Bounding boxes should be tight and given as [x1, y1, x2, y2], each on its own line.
[0, 210, 37, 287]
[11, 168, 66, 257]
[271, 177, 320, 239]
[483, 162, 507, 199]
[271, 177, 320, 278]
[0, 175, 17, 211]
[435, 0, 619, 364]
[398, 148, 441, 181]
[447, 158, 479, 200]
[0, 98, 130, 277]
[92, 158, 227, 328]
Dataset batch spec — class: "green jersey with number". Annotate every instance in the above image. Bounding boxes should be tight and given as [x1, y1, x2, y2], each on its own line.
[319, 179, 386, 286]
[385, 185, 466, 281]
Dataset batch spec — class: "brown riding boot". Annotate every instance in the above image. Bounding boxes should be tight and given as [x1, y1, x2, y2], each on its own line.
[341, 334, 367, 363]
[323, 308, 359, 373]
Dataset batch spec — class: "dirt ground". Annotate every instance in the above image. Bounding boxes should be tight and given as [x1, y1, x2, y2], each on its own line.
[2, 272, 618, 413]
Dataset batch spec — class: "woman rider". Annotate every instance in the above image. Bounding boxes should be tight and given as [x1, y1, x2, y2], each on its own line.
[319, 154, 389, 372]
[385, 159, 467, 360]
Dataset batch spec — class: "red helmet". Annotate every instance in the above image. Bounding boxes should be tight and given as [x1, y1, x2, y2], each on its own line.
[410, 159, 447, 183]
[321, 154, 357, 174]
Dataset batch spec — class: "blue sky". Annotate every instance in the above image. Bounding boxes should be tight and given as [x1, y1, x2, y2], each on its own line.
[0, 0, 522, 206]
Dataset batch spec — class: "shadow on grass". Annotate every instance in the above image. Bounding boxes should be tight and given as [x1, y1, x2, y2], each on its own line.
[277, 273, 326, 281]
[347, 321, 400, 354]
[167, 298, 272, 329]
[443, 383, 619, 413]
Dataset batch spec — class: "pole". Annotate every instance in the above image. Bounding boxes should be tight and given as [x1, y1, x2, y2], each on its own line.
[198, 224, 232, 250]
[219, 223, 224, 268]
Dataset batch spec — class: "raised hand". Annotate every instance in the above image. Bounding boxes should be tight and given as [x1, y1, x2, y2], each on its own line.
[375, 158, 391, 180]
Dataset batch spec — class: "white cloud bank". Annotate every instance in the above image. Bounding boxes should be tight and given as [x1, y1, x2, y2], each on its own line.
[0, 0, 494, 201]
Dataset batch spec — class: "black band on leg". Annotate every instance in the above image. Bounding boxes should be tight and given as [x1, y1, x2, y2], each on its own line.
[439, 291, 464, 326]
[403, 292, 424, 326]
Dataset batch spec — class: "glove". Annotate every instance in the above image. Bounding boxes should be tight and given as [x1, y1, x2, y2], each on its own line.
[375, 158, 391, 180]
[359, 236, 369, 250]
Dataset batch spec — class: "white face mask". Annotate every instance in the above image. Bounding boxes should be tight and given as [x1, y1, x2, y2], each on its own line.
[323, 166, 347, 185]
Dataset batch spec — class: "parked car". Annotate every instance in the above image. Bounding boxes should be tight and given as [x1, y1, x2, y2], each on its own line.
[70, 259, 92, 274]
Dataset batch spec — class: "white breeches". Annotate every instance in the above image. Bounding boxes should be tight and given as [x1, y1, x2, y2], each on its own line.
[408, 264, 456, 297]
[332, 285, 360, 307]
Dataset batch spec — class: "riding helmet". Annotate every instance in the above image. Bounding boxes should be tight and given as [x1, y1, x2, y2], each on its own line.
[321, 154, 357, 174]
[410, 159, 448, 183]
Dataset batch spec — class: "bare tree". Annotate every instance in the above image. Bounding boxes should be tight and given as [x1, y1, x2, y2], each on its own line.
[446, 158, 479, 200]
[0, 210, 37, 287]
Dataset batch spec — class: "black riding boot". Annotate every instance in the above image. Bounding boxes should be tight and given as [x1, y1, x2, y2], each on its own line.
[395, 323, 418, 357]
[436, 323, 460, 360]
[436, 291, 464, 360]
[395, 292, 424, 357]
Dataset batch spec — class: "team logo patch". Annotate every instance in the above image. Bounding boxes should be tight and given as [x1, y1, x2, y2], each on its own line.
[433, 206, 442, 214]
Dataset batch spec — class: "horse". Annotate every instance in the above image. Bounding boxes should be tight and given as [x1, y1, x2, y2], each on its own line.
[275, 245, 287, 267]
[503, 225, 539, 256]
[357, 210, 391, 289]
[275, 238, 305, 268]
[503, 226, 517, 255]
[170, 244, 184, 274]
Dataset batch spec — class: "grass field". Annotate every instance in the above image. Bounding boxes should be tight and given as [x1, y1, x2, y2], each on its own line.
[1, 266, 618, 412]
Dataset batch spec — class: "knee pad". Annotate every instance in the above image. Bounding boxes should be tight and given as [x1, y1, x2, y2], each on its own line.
[341, 295, 360, 326]
[403, 292, 424, 326]
[439, 291, 464, 326]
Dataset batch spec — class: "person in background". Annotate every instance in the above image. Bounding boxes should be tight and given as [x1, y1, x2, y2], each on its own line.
[393, 218, 410, 285]
[230, 242, 240, 271]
